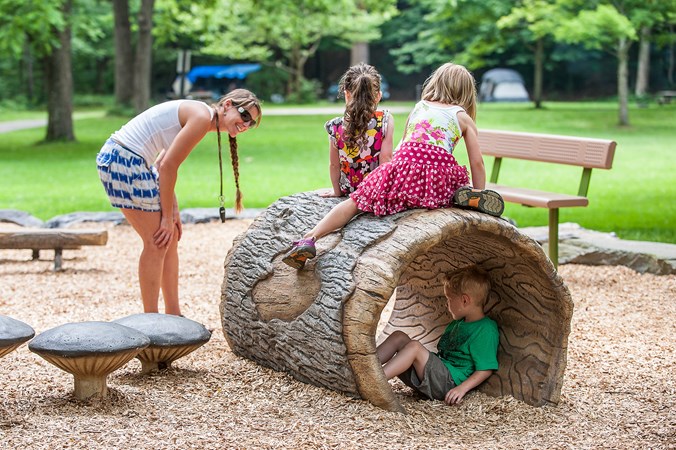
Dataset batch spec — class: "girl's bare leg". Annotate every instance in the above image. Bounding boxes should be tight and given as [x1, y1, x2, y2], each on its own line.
[121, 208, 169, 313]
[303, 198, 360, 241]
[160, 225, 180, 315]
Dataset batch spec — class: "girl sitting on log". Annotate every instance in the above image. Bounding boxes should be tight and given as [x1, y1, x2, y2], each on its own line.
[320, 63, 394, 198]
[283, 62, 503, 269]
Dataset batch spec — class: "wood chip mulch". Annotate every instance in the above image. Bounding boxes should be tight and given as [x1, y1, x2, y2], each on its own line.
[0, 221, 674, 449]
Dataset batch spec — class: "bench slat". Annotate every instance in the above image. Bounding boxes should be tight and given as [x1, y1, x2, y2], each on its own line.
[479, 129, 616, 169]
[487, 183, 589, 209]
[0, 229, 108, 249]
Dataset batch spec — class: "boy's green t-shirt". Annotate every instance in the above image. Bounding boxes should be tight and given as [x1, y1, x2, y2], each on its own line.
[436, 316, 499, 385]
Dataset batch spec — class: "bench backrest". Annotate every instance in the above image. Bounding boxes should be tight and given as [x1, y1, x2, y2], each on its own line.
[478, 129, 616, 169]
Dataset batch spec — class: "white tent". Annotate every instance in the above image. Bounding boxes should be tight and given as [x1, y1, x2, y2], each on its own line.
[479, 68, 530, 102]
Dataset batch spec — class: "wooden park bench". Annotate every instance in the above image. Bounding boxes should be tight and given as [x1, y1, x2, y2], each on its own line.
[0, 228, 108, 271]
[478, 129, 617, 267]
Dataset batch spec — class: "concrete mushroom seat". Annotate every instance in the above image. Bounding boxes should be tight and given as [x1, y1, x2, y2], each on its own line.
[113, 313, 211, 374]
[221, 192, 574, 412]
[29, 321, 150, 400]
[0, 315, 35, 359]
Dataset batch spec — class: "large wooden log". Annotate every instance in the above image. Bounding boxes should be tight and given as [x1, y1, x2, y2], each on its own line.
[220, 192, 573, 412]
[0, 229, 108, 249]
[0, 229, 108, 270]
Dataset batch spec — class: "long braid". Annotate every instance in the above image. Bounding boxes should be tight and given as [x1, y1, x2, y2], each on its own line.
[228, 135, 243, 213]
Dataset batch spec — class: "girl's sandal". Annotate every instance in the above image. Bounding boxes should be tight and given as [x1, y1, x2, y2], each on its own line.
[453, 187, 505, 217]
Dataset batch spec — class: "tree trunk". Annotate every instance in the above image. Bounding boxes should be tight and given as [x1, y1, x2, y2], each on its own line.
[617, 37, 630, 126]
[668, 25, 674, 86]
[22, 40, 35, 103]
[351, 42, 369, 65]
[132, 0, 155, 113]
[221, 193, 573, 412]
[533, 37, 544, 109]
[112, 0, 134, 107]
[635, 26, 651, 97]
[44, 0, 74, 142]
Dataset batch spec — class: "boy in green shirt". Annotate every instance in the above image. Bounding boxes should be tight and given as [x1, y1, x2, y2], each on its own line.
[376, 265, 499, 404]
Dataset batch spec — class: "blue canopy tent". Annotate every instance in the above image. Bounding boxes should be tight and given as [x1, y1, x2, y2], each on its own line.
[177, 64, 262, 100]
[186, 64, 262, 83]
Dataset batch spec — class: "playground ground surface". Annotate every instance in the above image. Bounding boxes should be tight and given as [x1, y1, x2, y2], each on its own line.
[0, 220, 674, 449]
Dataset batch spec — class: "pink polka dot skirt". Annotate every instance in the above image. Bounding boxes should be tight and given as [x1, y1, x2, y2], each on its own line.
[350, 142, 470, 216]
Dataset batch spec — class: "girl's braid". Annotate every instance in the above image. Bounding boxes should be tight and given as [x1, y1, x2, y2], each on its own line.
[228, 135, 243, 213]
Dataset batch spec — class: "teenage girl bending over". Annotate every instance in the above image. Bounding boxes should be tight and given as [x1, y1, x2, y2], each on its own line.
[283, 63, 503, 269]
[320, 63, 394, 197]
[97, 89, 261, 315]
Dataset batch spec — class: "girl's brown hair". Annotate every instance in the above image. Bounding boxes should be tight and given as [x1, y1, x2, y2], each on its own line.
[421, 63, 478, 121]
[213, 89, 261, 213]
[338, 63, 381, 150]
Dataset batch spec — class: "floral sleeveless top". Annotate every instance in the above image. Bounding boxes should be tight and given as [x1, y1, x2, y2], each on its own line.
[325, 110, 390, 195]
[398, 101, 464, 154]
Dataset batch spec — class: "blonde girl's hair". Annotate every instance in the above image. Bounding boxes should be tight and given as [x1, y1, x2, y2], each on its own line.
[443, 265, 491, 307]
[212, 89, 262, 213]
[421, 63, 477, 121]
[338, 63, 381, 150]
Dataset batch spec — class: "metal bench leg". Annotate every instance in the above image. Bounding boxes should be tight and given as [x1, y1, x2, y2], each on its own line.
[54, 248, 63, 271]
[549, 209, 559, 269]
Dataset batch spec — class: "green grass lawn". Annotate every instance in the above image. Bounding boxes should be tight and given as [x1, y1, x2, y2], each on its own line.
[0, 100, 674, 243]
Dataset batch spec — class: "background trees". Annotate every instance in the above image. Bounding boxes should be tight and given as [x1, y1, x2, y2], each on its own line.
[0, 0, 674, 138]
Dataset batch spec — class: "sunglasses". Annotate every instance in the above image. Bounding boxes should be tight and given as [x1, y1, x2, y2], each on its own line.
[236, 105, 257, 127]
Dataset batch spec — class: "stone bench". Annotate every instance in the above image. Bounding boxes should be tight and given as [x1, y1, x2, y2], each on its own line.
[220, 192, 573, 413]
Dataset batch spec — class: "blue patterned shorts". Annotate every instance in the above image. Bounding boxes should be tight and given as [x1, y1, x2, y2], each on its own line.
[96, 139, 160, 212]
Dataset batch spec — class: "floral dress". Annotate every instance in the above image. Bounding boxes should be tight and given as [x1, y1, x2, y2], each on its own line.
[350, 101, 470, 216]
[325, 110, 390, 195]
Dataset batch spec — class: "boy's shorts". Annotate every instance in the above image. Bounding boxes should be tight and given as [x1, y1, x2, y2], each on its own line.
[398, 351, 456, 401]
[96, 139, 161, 212]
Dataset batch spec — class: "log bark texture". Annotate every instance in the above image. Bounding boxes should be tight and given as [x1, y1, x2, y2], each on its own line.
[221, 193, 573, 412]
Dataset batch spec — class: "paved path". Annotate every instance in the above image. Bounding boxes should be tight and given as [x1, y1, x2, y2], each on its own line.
[0, 107, 412, 134]
[0, 111, 106, 134]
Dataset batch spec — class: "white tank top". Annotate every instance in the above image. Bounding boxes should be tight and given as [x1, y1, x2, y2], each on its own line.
[396, 101, 465, 154]
[111, 100, 213, 166]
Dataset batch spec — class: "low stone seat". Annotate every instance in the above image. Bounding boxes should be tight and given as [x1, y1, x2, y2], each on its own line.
[113, 313, 212, 374]
[0, 315, 35, 359]
[221, 192, 574, 413]
[29, 321, 150, 399]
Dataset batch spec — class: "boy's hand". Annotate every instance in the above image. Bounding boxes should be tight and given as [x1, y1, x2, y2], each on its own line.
[444, 370, 493, 405]
[444, 386, 468, 405]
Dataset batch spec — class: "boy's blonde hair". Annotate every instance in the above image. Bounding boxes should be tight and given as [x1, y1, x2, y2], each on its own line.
[421, 63, 477, 121]
[443, 265, 491, 307]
